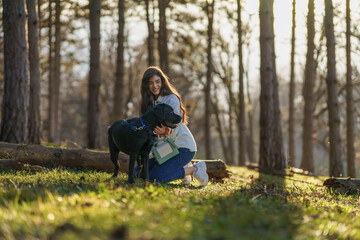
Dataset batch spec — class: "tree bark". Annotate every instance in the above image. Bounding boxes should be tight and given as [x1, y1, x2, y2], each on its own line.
[27, 0, 42, 144]
[48, 0, 61, 143]
[324, 0, 343, 177]
[271, 18, 286, 170]
[158, 0, 169, 74]
[112, 0, 125, 123]
[87, 0, 101, 149]
[301, 0, 315, 173]
[346, 0, 355, 177]
[1, 0, 29, 143]
[288, 0, 296, 167]
[259, 0, 274, 171]
[145, 0, 155, 66]
[258, 0, 285, 171]
[245, 52, 255, 164]
[47, 0, 54, 142]
[211, 93, 230, 164]
[204, 0, 215, 160]
[0, 142, 230, 181]
[237, 0, 246, 166]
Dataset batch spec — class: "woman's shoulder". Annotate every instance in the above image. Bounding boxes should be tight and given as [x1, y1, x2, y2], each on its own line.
[161, 94, 179, 104]
[162, 93, 178, 101]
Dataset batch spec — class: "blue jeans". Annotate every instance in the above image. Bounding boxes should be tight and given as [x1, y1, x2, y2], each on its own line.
[136, 148, 195, 183]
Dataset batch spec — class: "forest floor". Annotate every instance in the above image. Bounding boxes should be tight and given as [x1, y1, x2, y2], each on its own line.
[0, 165, 359, 239]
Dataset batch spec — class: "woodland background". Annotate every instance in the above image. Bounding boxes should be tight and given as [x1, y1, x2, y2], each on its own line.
[1, 0, 360, 177]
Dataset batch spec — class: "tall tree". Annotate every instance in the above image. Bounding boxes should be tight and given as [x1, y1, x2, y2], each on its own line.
[1, 0, 29, 143]
[259, 0, 274, 171]
[300, 0, 316, 173]
[288, 0, 296, 167]
[237, 0, 246, 166]
[27, 0, 42, 144]
[346, 0, 355, 177]
[324, 0, 343, 177]
[259, 0, 285, 172]
[47, 0, 55, 142]
[87, 0, 101, 149]
[112, 0, 125, 123]
[145, 0, 155, 66]
[205, 0, 215, 160]
[48, 0, 61, 143]
[158, 0, 169, 74]
[271, 5, 286, 171]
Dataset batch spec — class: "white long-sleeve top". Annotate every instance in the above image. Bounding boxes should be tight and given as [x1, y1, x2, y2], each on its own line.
[155, 94, 197, 152]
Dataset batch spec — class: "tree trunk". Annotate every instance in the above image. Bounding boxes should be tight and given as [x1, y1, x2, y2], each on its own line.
[1, 0, 28, 143]
[87, 0, 101, 149]
[48, 0, 61, 143]
[112, 0, 125, 123]
[204, 0, 214, 160]
[145, 0, 155, 66]
[245, 51, 255, 164]
[324, 0, 343, 177]
[158, 0, 169, 74]
[212, 98, 230, 164]
[237, 0, 246, 166]
[228, 99, 234, 165]
[0, 142, 230, 182]
[258, 0, 285, 171]
[301, 0, 315, 173]
[346, 0, 355, 177]
[47, 0, 54, 142]
[272, 22, 286, 170]
[27, 0, 42, 144]
[259, 0, 274, 171]
[288, 0, 296, 167]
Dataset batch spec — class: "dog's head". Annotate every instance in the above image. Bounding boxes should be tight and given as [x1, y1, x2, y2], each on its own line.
[152, 104, 182, 128]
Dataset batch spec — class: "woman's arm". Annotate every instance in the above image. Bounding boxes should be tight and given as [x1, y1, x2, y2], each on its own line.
[153, 95, 181, 138]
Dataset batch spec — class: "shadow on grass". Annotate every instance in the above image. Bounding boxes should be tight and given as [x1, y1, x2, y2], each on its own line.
[188, 169, 302, 240]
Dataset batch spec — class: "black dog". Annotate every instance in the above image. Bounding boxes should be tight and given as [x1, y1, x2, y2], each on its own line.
[108, 103, 182, 183]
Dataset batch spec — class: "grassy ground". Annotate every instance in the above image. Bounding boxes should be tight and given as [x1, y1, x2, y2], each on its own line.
[0, 166, 359, 240]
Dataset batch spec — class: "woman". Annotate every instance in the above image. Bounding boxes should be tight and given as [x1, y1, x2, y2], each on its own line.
[139, 66, 208, 186]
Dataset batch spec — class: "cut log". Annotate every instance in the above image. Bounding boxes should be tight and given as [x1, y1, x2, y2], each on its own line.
[323, 178, 360, 194]
[0, 142, 230, 181]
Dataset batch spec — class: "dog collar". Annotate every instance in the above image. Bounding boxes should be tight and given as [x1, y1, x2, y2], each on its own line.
[127, 118, 154, 135]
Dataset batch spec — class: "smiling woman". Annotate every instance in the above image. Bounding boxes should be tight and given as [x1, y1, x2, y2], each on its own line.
[138, 66, 209, 186]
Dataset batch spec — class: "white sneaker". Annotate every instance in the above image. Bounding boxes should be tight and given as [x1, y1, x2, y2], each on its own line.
[193, 161, 209, 186]
[182, 162, 193, 185]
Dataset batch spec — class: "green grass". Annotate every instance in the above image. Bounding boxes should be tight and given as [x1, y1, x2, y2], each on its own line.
[0, 166, 359, 240]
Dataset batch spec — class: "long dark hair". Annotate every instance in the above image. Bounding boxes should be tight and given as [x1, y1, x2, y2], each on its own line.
[140, 66, 188, 125]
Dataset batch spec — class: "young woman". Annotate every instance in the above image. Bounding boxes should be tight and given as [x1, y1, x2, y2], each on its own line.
[138, 66, 208, 186]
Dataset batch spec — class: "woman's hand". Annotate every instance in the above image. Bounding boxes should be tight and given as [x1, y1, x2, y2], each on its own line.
[153, 124, 170, 138]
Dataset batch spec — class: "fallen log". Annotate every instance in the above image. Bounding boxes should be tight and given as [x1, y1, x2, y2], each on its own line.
[0, 142, 230, 182]
[323, 178, 360, 194]
[0, 159, 44, 172]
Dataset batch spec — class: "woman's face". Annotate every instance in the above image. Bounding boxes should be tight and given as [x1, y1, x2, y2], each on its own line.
[148, 75, 162, 98]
